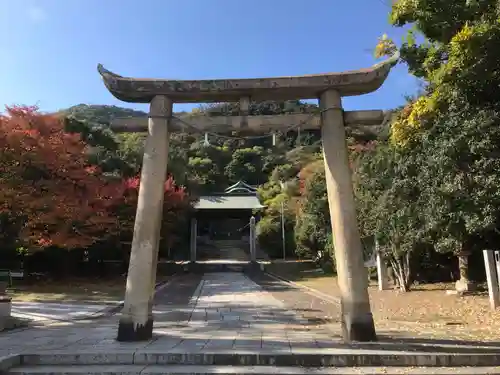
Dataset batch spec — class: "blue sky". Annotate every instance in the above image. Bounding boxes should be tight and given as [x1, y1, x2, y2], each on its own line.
[0, 0, 420, 114]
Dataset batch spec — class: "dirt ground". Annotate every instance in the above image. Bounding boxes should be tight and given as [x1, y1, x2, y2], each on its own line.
[6, 275, 169, 303]
[269, 266, 500, 343]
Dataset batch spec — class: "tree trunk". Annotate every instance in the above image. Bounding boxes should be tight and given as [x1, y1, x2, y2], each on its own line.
[388, 265, 398, 288]
[389, 251, 413, 292]
[455, 251, 476, 292]
[458, 253, 469, 282]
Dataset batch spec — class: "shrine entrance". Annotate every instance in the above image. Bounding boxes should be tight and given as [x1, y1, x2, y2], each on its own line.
[97, 51, 399, 343]
[190, 181, 265, 262]
[203, 218, 243, 240]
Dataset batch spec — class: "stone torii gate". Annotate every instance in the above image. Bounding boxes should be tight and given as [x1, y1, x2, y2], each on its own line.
[97, 53, 399, 343]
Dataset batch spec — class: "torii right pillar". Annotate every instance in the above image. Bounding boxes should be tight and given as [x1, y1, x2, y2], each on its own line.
[320, 89, 377, 342]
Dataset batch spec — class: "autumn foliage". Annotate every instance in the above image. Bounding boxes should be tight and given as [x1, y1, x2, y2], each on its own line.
[116, 175, 190, 248]
[0, 106, 189, 251]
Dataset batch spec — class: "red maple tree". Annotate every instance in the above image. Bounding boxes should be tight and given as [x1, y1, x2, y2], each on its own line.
[115, 175, 190, 248]
[0, 106, 122, 249]
[0, 106, 191, 252]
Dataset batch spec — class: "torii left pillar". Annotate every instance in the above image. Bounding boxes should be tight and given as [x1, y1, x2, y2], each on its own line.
[117, 95, 172, 342]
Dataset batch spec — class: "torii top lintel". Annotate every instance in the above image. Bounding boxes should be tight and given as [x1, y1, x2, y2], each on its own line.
[97, 53, 399, 104]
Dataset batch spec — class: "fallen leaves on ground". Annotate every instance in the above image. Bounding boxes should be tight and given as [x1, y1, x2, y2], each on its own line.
[272, 267, 500, 342]
[7, 277, 127, 302]
[6, 275, 169, 303]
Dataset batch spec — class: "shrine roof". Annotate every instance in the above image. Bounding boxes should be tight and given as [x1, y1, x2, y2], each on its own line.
[224, 180, 257, 194]
[97, 53, 399, 103]
[194, 195, 265, 210]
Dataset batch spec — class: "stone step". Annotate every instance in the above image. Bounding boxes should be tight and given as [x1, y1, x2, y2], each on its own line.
[213, 242, 247, 246]
[187, 263, 262, 274]
[8, 351, 500, 367]
[7, 364, 500, 375]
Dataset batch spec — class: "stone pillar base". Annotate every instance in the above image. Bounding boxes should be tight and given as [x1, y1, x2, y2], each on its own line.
[341, 312, 377, 342]
[455, 279, 476, 293]
[117, 318, 153, 342]
[0, 296, 12, 321]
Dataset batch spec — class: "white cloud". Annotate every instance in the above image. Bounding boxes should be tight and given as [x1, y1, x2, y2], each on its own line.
[26, 4, 47, 22]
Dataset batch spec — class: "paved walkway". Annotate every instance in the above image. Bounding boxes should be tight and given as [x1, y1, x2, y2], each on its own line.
[183, 272, 331, 351]
[0, 272, 335, 356]
[3, 271, 500, 362]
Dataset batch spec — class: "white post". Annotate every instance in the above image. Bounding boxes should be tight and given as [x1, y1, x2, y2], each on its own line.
[376, 253, 389, 291]
[249, 216, 256, 262]
[281, 201, 286, 260]
[483, 250, 500, 310]
[279, 181, 286, 261]
[320, 89, 376, 342]
[190, 218, 197, 263]
[117, 95, 171, 342]
[375, 239, 389, 291]
[495, 251, 500, 291]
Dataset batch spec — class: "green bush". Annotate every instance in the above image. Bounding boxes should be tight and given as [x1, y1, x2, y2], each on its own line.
[256, 215, 296, 259]
[294, 165, 332, 261]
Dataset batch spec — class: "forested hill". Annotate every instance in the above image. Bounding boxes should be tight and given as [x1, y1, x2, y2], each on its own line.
[60, 101, 383, 196]
[55, 101, 394, 261]
[59, 104, 147, 124]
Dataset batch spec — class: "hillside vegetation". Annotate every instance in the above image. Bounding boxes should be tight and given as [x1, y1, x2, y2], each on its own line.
[3, 0, 500, 293]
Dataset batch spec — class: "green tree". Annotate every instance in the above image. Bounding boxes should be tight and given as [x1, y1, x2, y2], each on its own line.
[188, 142, 231, 193]
[294, 161, 334, 269]
[256, 179, 298, 259]
[382, 0, 500, 146]
[417, 104, 500, 288]
[354, 143, 425, 291]
[368, 0, 500, 291]
[225, 146, 268, 185]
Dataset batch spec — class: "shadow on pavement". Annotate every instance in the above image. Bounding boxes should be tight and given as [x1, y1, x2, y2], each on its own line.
[2, 270, 500, 357]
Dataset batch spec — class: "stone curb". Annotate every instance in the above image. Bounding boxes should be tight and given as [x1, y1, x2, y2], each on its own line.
[5, 351, 500, 368]
[92, 275, 175, 321]
[6, 364, 500, 375]
[71, 275, 177, 320]
[0, 354, 20, 372]
[0, 316, 30, 333]
[264, 270, 341, 304]
[10, 276, 177, 327]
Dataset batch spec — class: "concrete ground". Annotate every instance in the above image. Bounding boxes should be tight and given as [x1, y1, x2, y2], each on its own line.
[2, 270, 500, 373]
[0, 272, 335, 357]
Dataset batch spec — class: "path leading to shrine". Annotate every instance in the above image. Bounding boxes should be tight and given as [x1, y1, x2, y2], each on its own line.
[6, 270, 500, 354]
[3, 271, 500, 373]
[0, 272, 334, 358]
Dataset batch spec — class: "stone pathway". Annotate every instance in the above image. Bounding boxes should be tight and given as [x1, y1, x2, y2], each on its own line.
[4, 270, 500, 375]
[0, 272, 335, 356]
[6, 271, 499, 358]
[184, 272, 331, 351]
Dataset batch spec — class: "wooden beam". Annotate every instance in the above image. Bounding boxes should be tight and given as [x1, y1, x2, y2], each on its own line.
[109, 110, 385, 133]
